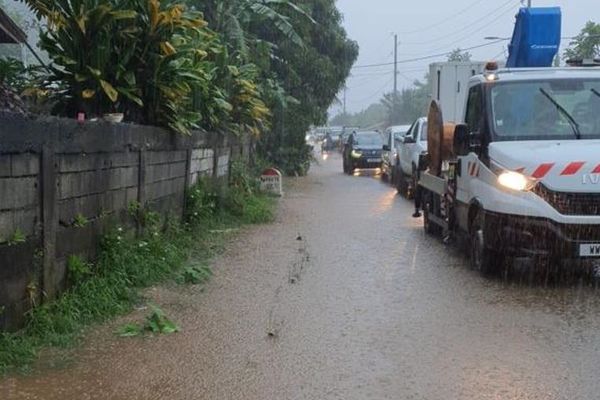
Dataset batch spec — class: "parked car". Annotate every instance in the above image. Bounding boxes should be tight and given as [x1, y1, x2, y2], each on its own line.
[381, 125, 412, 183]
[394, 117, 428, 197]
[342, 131, 384, 174]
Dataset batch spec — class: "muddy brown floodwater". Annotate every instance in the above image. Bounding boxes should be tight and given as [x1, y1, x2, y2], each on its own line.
[4, 152, 600, 400]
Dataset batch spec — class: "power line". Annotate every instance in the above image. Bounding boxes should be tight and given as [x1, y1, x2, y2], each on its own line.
[397, 0, 489, 35]
[348, 74, 393, 90]
[350, 67, 426, 77]
[352, 39, 507, 69]
[401, 0, 519, 46]
[422, 3, 519, 54]
[347, 77, 395, 105]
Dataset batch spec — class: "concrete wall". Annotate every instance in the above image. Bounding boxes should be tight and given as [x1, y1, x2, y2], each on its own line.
[0, 112, 247, 331]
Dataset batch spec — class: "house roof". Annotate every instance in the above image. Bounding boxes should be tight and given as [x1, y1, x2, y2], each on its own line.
[0, 8, 27, 44]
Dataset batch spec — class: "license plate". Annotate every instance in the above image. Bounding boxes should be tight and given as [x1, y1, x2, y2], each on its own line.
[580, 244, 600, 257]
[367, 158, 381, 163]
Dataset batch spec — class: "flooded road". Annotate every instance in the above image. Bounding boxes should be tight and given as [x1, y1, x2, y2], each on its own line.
[4, 152, 600, 399]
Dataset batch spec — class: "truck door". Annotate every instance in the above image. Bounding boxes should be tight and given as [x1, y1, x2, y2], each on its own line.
[400, 122, 418, 175]
[456, 85, 484, 210]
[454, 65, 476, 123]
[382, 128, 392, 171]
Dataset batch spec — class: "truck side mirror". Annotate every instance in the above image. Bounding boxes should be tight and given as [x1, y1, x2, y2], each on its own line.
[382, 144, 391, 152]
[469, 132, 482, 154]
[453, 124, 470, 156]
[453, 124, 481, 155]
[403, 136, 416, 144]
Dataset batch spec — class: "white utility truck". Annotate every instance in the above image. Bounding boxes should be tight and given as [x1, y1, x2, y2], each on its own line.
[416, 62, 600, 274]
[414, 6, 600, 274]
[391, 62, 486, 198]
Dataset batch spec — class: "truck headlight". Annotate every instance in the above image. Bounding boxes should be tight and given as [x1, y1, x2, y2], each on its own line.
[497, 171, 531, 191]
[351, 150, 362, 158]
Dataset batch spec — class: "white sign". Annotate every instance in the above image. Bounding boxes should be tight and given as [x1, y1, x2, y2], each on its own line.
[260, 168, 283, 196]
[580, 243, 600, 257]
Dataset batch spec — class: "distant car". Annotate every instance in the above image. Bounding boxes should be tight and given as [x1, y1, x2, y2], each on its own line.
[342, 131, 384, 174]
[394, 117, 428, 197]
[381, 125, 412, 183]
[321, 133, 337, 151]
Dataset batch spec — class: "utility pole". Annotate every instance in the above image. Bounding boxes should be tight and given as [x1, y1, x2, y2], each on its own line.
[393, 34, 399, 123]
[393, 34, 398, 96]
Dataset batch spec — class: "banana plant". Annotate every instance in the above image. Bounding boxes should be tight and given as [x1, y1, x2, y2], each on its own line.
[194, 0, 314, 60]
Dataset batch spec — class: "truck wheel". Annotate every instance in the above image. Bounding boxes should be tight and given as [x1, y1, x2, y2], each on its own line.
[381, 166, 388, 182]
[469, 211, 498, 275]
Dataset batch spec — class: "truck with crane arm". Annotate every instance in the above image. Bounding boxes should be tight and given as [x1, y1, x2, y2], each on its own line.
[414, 6, 600, 274]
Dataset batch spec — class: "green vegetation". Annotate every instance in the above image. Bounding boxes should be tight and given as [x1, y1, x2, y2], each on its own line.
[564, 21, 600, 60]
[332, 74, 431, 128]
[329, 103, 386, 129]
[14, 0, 357, 171]
[116, 306, 180, 337]
[0, 168, 275, 374]
[7, 228, 26, 246]
[176, 264, 213, 285]
[73, 214, 89, 228]
[446, 48, 472, 62]
[66, 255, 92, 285]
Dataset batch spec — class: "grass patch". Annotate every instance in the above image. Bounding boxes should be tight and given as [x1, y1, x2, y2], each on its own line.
[116, 306, 180, 337]
[0, 172, 275, 374]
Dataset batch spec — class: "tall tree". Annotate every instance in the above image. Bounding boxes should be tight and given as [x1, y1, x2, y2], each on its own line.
[190, 0, 358, 175]
[330, 103, 386, 128]
[564, 21, 600, 60]
[380, 73, 431, 126]
[254, 0, 358, 174]
[447, 48, 472, 62]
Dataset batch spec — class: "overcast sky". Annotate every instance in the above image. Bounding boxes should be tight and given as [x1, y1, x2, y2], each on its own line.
[332, 0, 597, 115]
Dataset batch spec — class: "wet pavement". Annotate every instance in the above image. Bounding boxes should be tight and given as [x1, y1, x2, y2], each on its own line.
[3, 152, 600, 399]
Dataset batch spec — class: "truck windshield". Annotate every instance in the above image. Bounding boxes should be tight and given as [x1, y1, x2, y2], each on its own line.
[490, 79, 600, 141]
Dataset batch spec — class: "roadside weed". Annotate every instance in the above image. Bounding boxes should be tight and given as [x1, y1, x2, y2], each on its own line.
[0, 177, 276, 374]
[177, 265, 213, 285]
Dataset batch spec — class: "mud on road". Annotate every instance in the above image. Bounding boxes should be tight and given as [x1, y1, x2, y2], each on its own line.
[3, 152, 600, 400]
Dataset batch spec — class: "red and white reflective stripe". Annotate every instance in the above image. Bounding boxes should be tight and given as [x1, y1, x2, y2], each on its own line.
[531, 163, 555, 179]
[467, 161, 480, 177]
[516, 162, 600, 178]
[560, 161, 586, 176]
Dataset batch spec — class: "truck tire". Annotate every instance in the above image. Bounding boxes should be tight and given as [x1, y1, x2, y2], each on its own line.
[469, 211, 499, 275]
[391, 159, 399, 186]
[381, 165, 389, 182]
